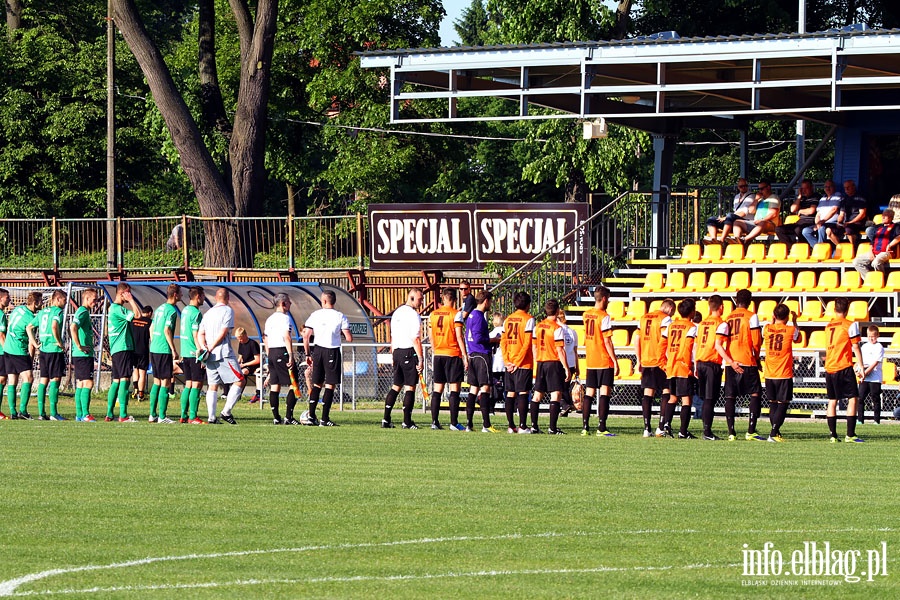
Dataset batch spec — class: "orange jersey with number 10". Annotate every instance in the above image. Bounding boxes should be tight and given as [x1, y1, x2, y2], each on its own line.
[763, 323, 799, 379]
[583, 307, 614, 369]
[637, 310, 670, 368]
[501, 309, 535, 368]
[429, 305, 464, 357]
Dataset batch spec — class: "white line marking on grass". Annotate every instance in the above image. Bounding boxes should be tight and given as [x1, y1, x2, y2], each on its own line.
[7, 564, 744, 596]
[1, 526, 893, 597]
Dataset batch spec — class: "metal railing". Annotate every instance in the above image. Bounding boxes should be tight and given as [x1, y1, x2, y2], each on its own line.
[0, 214, 369, 273]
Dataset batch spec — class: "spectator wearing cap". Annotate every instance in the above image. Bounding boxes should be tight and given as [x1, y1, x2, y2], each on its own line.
[854, 208, 900, 277]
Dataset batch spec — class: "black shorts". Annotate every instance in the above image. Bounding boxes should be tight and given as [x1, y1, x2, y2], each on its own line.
[133, 352, 149, 371]
[504, 369, 533, 394]
[432, 355, 464, 384]
[586, 368, 614, 390]
[73, 356, 94, 381]
[268, 347, 293, 387]
[5, 353, 31, 376]
[111, 351, 133, 380]
[39, 352, 66, 380]
[696, 361, 723, 401]
[392, 348, 419, 388]
[181, 357, 203, 383]
[723, 365, 762, 397]
[640, 366, 668, 393]
[311, 346, 341, 386]
[0, 355, 5, 377]
[765, 378, 793, 403]
[467, 353, 492, 388]
[672, 376, 694, 398]
[534, 361, 565, 395]
[150, 352, 174, 380]
[825, 367, 858, 401]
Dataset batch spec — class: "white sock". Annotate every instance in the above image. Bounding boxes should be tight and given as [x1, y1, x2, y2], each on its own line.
[206, 389, 218, 420]
[223, 383, 242, 415]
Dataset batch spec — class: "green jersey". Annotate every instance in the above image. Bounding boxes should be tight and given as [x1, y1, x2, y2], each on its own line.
[4, 305, 37, 356]
[107, 303, 135, 354]
[150, 303, 178, 354]
[180, 305, 201, 357]
[38, 305, 64, 353]
[0, 310, 7, 356]
[71, 306, 94, 358]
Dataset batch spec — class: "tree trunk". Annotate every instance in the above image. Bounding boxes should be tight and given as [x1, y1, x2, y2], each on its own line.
[198, 0, 232, 139]
[614, 0, 633, 40]
[6, 0, 22, 36]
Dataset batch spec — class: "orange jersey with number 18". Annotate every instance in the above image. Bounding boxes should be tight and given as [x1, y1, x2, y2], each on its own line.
[763, 323, 799, 379]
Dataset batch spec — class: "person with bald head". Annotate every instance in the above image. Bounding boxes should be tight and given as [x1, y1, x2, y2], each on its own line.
[198, 288, 244, 424]
[382, 288, 424, 429]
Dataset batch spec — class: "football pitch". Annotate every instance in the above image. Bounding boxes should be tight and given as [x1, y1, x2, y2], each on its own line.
[1, 404, 897, 598]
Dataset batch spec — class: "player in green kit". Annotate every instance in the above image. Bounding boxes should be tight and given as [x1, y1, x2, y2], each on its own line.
[179, 286, 205, 423]
[148, 283, 181, 423]
[29, 290, 67, 420]
[5, 291, 42, 419]
[70, 288, 100, 422]
[106, 282, 141, 422]
[0, 288, 11, 420]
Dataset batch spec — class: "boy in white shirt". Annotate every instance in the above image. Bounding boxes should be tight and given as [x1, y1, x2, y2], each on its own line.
[858, 325, 885, 425]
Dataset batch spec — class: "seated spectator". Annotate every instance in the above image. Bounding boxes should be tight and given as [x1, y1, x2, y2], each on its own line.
[775, 179, 818, 245]
[734, 180, 781, 243]
[866, 193, 900, 241]
[854, 208, 900, 277]
[707, 178, 757, 242]
[839, 180, 867, 247]
[801, 179, 842, 247]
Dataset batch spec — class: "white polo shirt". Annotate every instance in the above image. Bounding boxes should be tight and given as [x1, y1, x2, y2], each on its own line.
[264, 312, 292, 349]
[391, 304, 421, 350]
[305, 308, 350, 348]
[198, 303, 235, 359]
[861, 341, 884, 383]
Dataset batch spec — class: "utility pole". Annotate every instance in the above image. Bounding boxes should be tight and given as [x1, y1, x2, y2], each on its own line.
[795, 0, 806, 178]
[106, 0, 116, 270]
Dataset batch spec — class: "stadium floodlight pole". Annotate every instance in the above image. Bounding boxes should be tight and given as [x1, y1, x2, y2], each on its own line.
[106, 0, 116, 270]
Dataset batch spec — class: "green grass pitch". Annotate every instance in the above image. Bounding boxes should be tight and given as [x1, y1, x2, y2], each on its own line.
[0, 400, 898, 598]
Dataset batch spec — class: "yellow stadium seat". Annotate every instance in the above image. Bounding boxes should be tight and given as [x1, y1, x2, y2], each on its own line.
[649, 300, 664, 313]
[763, 243, 788, 263]
[721, 300, 733, 317]
[814, 270, 839, 293]
[705, 271, 729, 293]
[723, 243, 744, 263]
[697, 244, 723, 263]
[677, 244, 702, 263]
[625, 300, 647, 320]
[827, 242, 854, 262]
[570, 324, 585, 344]
[784, 300, 800, 316]
[660, 272, 686, 292]
[799, 300, 824, 321]
[861, 271, 885, 291]
[747, 271, 772, 292]
[684, 271, 707, 292]
[611, 329, 630, 347]
[607, 300, 626, 320]
[790, 270, 817, 292]
[857, 242, 871, 256]
[891, 332, 900, 350]
[811, 243, 832, 261]
[726, 271, 751, 291]
[873, 214, 884, 225]
[786, 243, 810, 262]
[823, 301, 836, 320]
[885, 271, 900, 292]
[783, 215, 800, 225]
[771, 271, 795, 292]
[694, 299, 710, 320]
[848, 300, 869, 321]
[640, 272, 664, 292]
[744, 244, 766, 263]
[837, 270, 861, 292]
[883, 361, 896, 384]
[806, 330, 827, 349]
[757, 300, 776, 323]
[617, 357, 636, 379]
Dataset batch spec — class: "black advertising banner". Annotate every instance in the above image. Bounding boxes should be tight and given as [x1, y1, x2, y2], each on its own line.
[369, 203, 589, 269]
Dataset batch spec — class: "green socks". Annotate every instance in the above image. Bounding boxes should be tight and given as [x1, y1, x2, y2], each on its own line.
[36, 383, 47, 416]
[49, 381, 60, 416]
[8, 383, 17, 415]
[149, 384, 160, 419]
[180, 388, 190, 419]
[18, 382, 32, 414]
[158, 386, 170, 420]
[107, 381, 120, 417]
[189, 387, 201, 420]
[117, 381, 130, 418]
